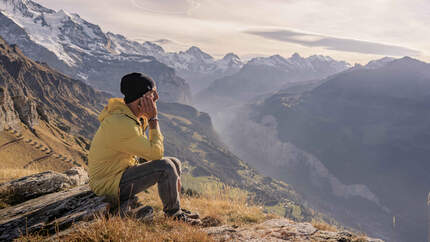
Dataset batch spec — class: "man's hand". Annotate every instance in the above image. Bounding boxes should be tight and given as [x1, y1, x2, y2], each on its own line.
[153, 90, 159, 102]
[140, 96, 157, 120]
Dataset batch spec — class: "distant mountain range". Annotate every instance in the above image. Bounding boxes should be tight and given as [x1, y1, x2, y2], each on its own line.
[195, 52, 350, 113]
[0, 0, 353, 102]
[218, 56, 430, 241]
[104, 33, 245, 94]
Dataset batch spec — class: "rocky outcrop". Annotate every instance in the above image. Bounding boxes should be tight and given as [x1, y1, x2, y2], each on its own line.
[0, 184, 109, 241]
[204, 219, 383, 242]
[11, 95, 38, 127]
[0, 85, 20, 130]
[0, 167, 88, 204]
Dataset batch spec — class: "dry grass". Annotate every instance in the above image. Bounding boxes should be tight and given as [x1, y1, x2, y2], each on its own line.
[182, 184, 278, 225]
[0, 167, 42, 184]
[68, 216, 212, 242]
[17, 180, 276, 241]
[19, 216, 213, 242]
[0, 123, 87, 175]
[311, 219, 338, 232]
[137, 182, 277, 226]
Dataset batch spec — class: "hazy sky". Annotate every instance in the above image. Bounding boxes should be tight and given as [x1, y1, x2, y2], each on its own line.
[37, 0, 430, 64]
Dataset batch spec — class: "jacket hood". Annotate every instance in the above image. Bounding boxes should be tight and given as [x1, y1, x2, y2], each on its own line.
[98, 98, 137, 122]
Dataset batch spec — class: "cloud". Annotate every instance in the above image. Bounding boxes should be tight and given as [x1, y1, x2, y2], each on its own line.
[153, 39, 173, 44]
[245, 29, 421, 57]
[130, 0, 201, 15]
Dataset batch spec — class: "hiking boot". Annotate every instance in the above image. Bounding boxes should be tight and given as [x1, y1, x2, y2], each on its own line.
[131, 205, 154, 222]
[167, 208, 201, 225]
[181, 208, 200, 219]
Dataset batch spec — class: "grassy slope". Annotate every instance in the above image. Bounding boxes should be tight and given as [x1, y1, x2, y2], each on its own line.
[0, 121, 90, 183]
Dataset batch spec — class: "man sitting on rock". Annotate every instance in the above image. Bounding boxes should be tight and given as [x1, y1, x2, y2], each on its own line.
[88, 72, 200, 224]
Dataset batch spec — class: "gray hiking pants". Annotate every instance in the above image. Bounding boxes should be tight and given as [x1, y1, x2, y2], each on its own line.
[119, 157, 182, 213]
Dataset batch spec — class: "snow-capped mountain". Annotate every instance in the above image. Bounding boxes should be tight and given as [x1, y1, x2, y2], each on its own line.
[0, 0, 109, 66]
[0, 0, 191, 104]
[107, 33, 244, 93]
[216, 52, 243, 71]
[248, 52, 350, 74]
[162, 48, 244, 94]
[0, 0, 244, 96]
[104, 33, 244, 80]
[195, 53, 350, 111]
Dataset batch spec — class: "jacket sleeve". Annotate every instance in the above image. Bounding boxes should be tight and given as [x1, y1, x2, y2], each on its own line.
[109, 116, 164, 161]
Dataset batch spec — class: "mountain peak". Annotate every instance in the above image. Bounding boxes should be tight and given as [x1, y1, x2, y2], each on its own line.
[270, 54, 287, 61]
[397, 56, 422, 63]
[222, 52, 240, 61]
[185, 46, 213, 60]
[186, 46, 202, 53]
[0, 0, 54, 15]
[215, 52, 243, 70]
[142, 41, 165, 53]
[55, 9, 71, 19]
[385, 56, 429, 71]
[291, 52, 302, 60]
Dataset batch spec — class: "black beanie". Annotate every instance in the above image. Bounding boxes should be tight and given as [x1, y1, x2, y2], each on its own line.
[120, 72, 155, 104]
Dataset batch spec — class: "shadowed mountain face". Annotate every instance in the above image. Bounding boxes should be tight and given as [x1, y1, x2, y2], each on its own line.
[251, 57, 430, 241]
[0, 36, 108, 137]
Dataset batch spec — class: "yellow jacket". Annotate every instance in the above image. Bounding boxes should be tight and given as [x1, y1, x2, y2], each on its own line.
[88, 98, 164, 201]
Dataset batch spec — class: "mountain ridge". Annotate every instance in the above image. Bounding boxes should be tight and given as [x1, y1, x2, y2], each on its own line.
[194, 52, 351, 113]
